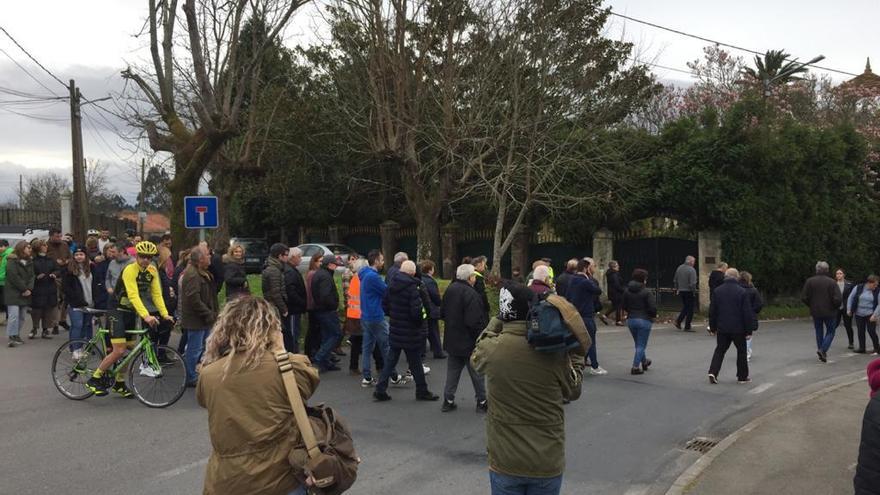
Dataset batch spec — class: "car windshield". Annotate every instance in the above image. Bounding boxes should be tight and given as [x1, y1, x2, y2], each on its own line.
[240, 241, 267, 255]
[326, 244, 354, 255]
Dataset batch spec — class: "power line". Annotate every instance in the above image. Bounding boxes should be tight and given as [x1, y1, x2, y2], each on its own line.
[627, 57, 695, 77]
[608, 11, 859, 78]
[0, 25, 69, 89]
[0, 47, 60, 96]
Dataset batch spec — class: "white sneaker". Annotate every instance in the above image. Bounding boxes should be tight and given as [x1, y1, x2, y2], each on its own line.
[422, 364, 431, 375]
[588, 366, 608, 376]
[360, 378, 376, 388]
[139, 362, 159, 378]
[391, 374, 409, 386]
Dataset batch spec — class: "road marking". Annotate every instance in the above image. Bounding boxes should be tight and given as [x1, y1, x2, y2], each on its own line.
[844, 353, 857, 358]
[785, 369, 807, 377]
[748, 382, 775, 395]
[156, 457, 208, 479]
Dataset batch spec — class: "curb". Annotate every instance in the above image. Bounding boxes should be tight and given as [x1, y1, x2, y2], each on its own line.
[664, 371, 867, 495]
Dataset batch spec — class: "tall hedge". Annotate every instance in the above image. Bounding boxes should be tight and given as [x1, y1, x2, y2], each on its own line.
[649, 99, 880, 296]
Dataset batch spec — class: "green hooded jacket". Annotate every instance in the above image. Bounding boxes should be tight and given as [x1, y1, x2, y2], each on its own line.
[0, 246, 14, 286]
[471, 316, 586, 478]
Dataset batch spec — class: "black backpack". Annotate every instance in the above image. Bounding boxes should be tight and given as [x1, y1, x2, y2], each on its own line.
[527, 293, 581, 352]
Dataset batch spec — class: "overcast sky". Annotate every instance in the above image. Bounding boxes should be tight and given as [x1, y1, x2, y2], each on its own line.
[0, 0, 876, 204]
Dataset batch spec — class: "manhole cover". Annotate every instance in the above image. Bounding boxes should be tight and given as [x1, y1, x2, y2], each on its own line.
[684, 437, 718, 453]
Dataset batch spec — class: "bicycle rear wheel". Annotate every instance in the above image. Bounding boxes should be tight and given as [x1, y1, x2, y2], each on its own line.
[128, 345, 187, 408]
[51, 339, 105, 400]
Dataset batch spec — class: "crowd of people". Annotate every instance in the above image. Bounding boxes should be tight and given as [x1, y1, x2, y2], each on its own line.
[4, 232, 880, 495]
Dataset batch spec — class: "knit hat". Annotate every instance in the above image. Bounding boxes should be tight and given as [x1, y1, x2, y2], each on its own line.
[72, 246, 86, 255]
[322, 255, 341, 268]
[498, 281, 532, 322]
[868, 358, 880, 398]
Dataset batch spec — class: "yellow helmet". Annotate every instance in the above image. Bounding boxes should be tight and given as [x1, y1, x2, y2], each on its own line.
[135, 241, 159, 256]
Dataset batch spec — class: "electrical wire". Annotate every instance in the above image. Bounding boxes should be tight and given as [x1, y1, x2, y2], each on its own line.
[0, 25, 69, 90]
[0, 47, 61, 96]
[608, 10, 859, 78]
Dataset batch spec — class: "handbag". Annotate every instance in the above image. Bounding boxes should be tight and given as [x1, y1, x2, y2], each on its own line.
[276, 352, 359, 495]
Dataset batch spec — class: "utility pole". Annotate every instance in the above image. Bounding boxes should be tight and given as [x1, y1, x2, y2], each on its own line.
[18, 174, 23, 208]
[138, 158, 146, 234]
[69, 79, 88, 241]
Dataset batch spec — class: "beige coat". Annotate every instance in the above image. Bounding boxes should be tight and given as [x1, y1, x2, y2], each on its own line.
[197, 351, 320, 495]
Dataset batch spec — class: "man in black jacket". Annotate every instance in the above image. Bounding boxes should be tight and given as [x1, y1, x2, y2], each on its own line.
[555, 258, 578, 299]
[261, 243, 288, 319]
[440, 263, 489, 412]
[284, 247, 307, 353]
[374, 260, 439, 402]
[802, 261, 842, 362]
[707, 267, 756, 384]
[311, 255, 342, 372]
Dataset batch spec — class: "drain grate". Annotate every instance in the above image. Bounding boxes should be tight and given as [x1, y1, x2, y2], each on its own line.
[684, 437, 718, 453]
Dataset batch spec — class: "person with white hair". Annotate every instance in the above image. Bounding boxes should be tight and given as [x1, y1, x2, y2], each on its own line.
[802, 260, 843, 362]
[707, 267, 755, 384]
[374, 260, 439, 402]
[529, 265, 553, 296]
[385, 251, 409, 285]
[440, 264, 490, 412]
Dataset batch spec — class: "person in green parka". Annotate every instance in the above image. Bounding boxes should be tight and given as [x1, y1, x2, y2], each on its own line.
[4, 241, 35, 347]
[0, 239, 13, 323]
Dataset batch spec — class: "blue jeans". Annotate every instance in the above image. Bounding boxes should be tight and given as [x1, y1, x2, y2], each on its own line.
[6, 305, 24, 338]
[69, 308, 93, 350]
[361, 319, 394, 380]
[584, 316, 598, 368]
[184, 328, 208, 383]
[813, 316, 836, 353]
[490, 471, 563, 495]
[313, 311, 342, 369]
[627, 318, 652, 368]
[287, 485, 307, 495]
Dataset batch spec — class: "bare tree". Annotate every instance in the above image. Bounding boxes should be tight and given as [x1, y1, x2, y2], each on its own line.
[121, 0, 307, 246]
[457, 0, 657, 274]
[22, 173, 71, 212]
[324, 0, 480, 263]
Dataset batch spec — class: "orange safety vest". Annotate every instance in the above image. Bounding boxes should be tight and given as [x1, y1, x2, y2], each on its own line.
[346, 273, 362, 319]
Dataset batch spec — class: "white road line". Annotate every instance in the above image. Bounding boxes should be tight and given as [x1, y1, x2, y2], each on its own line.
[844, 353, 857, 358]
[748, 382, 775, 395]
[156, 457, 208, 479]
[785, 369, 807, 377]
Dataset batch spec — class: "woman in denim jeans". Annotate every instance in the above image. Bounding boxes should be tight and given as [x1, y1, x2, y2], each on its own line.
[622, 269, 657, 375]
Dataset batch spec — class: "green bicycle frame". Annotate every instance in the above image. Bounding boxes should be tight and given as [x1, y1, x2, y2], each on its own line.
[82, 327, 164, 377]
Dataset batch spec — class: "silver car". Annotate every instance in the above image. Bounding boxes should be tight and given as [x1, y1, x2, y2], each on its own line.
[294, 243, 360, 274]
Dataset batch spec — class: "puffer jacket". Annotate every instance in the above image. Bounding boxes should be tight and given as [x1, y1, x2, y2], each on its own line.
[384, 272, 426, 350]
[621, 280, 657, 320]
[31, 254, 60, 309]
[856, 394, 880, 494]
[3, 254, 34, 306]
[261, 256, 287, 316]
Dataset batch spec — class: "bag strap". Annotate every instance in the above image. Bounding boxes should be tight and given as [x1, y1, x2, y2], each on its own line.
[276, 351, 321, 460]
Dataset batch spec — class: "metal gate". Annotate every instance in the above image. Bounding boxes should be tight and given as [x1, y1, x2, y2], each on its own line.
[614, 237, 698, 310]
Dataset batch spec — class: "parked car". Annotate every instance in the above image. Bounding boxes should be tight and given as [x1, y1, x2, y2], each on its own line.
[229, 237, 268, 274]
[294, 243, 360, 274]
[0, 225, 49, 246]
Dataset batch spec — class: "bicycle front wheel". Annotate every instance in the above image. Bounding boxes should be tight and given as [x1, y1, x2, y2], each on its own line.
[128, 345, 187, 408]
[51, 338, 105, 400]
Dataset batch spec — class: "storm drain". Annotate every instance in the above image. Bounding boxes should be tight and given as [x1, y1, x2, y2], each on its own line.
[684, 437, 718, 454]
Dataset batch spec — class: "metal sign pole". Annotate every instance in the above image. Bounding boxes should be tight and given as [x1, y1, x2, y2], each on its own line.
[199, 228, 205, 243]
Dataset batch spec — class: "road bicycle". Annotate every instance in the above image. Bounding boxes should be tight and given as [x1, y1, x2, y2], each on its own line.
[50, 309, 187, 408]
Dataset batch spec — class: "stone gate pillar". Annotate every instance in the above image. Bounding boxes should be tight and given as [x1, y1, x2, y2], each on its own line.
[60, 191, 72, 235]
[698, 231, 722, 311]
[592, 228, 613, 296]
[511, 225, 530, 280]
[441, 223, 459, 280]
[380, 221, 400, 268]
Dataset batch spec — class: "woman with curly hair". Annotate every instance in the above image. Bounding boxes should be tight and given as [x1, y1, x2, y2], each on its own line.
[198, 296, 320, 495]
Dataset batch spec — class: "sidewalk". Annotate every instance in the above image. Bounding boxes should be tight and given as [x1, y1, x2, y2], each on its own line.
[683, 379, 869, 495]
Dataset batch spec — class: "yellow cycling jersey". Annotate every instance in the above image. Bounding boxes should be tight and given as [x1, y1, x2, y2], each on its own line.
[114, 262, 169, 319]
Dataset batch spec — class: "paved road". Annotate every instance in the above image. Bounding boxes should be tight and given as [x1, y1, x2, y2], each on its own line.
[0, 317, 871, 495]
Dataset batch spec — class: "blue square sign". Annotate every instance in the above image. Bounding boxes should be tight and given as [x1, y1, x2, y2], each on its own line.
[184, 196, 219, 229]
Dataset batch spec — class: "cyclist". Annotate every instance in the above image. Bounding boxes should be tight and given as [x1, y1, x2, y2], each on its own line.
[87, 241, 173, 397]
